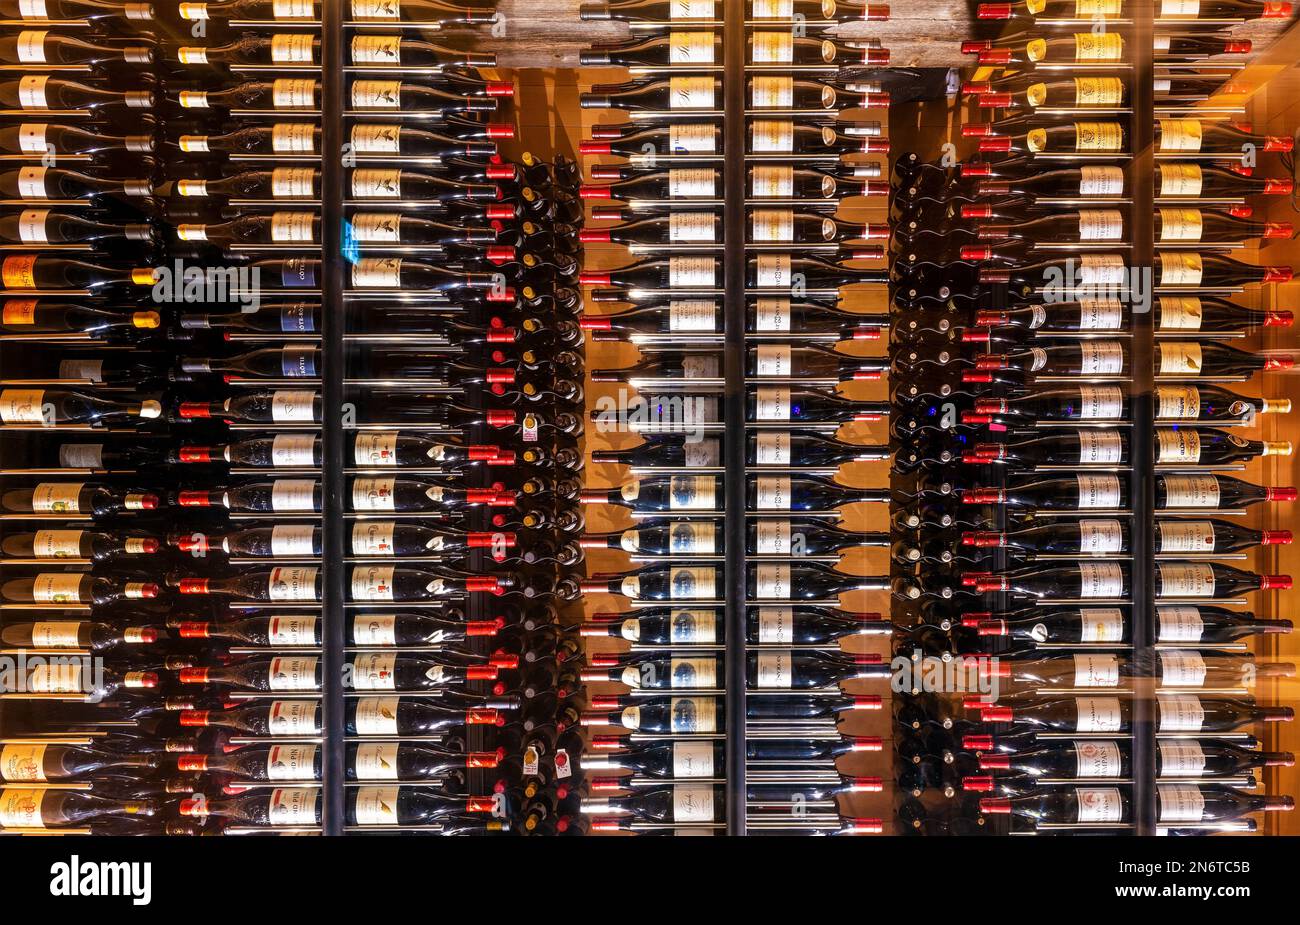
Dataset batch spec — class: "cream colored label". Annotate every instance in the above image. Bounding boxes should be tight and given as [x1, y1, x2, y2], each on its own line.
[1079, 519, 1124, 554]
[1159, 342, 1202, 376]
[1075, 696, 1124, 732]
[1157, 606, 1203, 642]
[1080, 609, 1125, 642]
[353, 257, 402, 287]
[272, 34, 315, 63]
[1157, 562, 1215, 598]
[751, 120, 793, 153]
[1077, 561, 1124, 597]
[668, 123, 715, 153]
[1159, 163, 1203, 197]
[271, 389, 317, 422]
[756, 607, 794, 643]
[665, 475, 715, 510]
[754, 254, 790, 287]
[271, 167, 315, 198]
[0, 787, 46, 827]
[1077, 474, 1122, 509]
[18, 76, 48, 110]
[1157, 695, 1205, 731]
[31, 530, 86, 559]
[268, 657, 318, 691]
[1078, 430, 1124, 463]
[353, 696, 399, 734]
[755, 519, 792, 554]
[351, 653, 397, 690]
[754, 563, 794, 598]
[667, 168, 716, 198]
[352, 477, 397, 511]
[350, 565, 395, 601]
[1158, 297, 1203, 332]
[268, 616, 317, 646]
[1078, 210, 1124, 242]
[672, 741, 715, 778]
[0, 744, 47, 782]
[669, 76, 715, 109]
[30, 621, 82, 647]
[751, 75, 792, 108]
[351, 36, 401, 64]
[1162, 474, 1220, 508]
[353, 743, 399, 780]
[1079, 166, 1125, 197]
[669, 31, 715, 64]
[353, 786, 399, 825]
[754, 431, 791, 464]
[32, 574, 84, 603]
[352, 522, 397, 556]
[270, 479, 316, 512]
[751, 31, 793, 63]
[1159, 120, 1203, 153]
[267, 701, 319, 735]
[1158, 520, 1215, 553]
[1076, 787, 1124, 822]
[267, 566, 318, 601]
[1159, 651, 1207, 687]
[353, 613, 398, 647]
[351, 80, 401, 109]
[667, 256, 715, 287]
[0, 389, 47, 424]
[271, 212, 316, 243]
[751, 164, 794, 198]
[1075, 741, 1123, 778]
[669, 212, 716, 242]
[270, 524, 316, 556]
[1074, 654, 1121, 687]
[1158, 741, 1207, 777]
[351, 124, 401, 153]
[1156, 429, 1201, 463]
[1159, 208, 1203, 242]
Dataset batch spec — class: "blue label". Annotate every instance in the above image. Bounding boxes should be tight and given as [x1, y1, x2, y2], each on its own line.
[280, 304, 315, 333]
[281, 258, 317, 288]
[282, 346, 317, 377]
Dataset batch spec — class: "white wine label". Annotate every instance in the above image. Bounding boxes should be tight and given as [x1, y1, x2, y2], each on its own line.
[1077, 253, 1127, 285]
[271, 212, 316, 243]
[351, 653, 396, 690]
[271, 433, 317, 467]
[1075, 741, 1123, 778]
[352, 522, 396, 557]
[667, 256, 716, 287]
[754, 430, 791, 464]
[352, 613, 397, 647]
[267, 700, 318, 735]
[1157, 606, 1204, 642]
[271, 524, 316, 556]
[1074, 654, 1121, 687]
[669, 211, 716, 242]
[0, 787, 46, 826]
[266, 745, 316, 782]
[1076, 474, 1122, 509]
[1160, 651, 1207, 687]
[0, 744, 47, 781]
[1158, 785, 1207, 823]
[1156, 428, 1201, 464]
[0, 388, 46, 425]
[750, 75, 792, 109]
[667, 566, 717, 599]
[351, 168, 400, 198]
[751, 120, 793, 153]
[1075, 78, 1125, 107]
[268, 657, 318, 691]
[753, 477, 790, 511]
[1078, 298, 1124, 330]
[1162, 474, 1219, 508]
[271, 167, 316, 198]
[351, 36, 400, 64]
[669, 31, 715, 64]
[271, 479, 316, 512]
[32, 574, 84, 603]
[1158, 520, 1216, 553]
[1159, 342, 1203, 376]
[351, 80, 402, 109]
[668, 475, 716, 510]
[668, 123, 715, 153]
[754, 563, 792, 599]
[1156, 384, 1202, 420]
[672, 741, 715, 778]
[29, 621, 82, 647]
[754, 254, 790, 288]
[352, 786, 399, 825]
[1073, 122, 1124, 152]
[351, 124, 401, 153]
[1159, 208, 1203, 242]
[16, 31, 47, 63]
[1158, 741, 1207, 777]
[667, 299, 717, 332]
[1075, 697, 1124, 732]
[351, 566, 395, 601]
[353, 696, 399, 734]
[265, 788, 318, 826]
[267, 566, 319, 601]
[352, 213, 402, 242]
[1078, 385, 1124, 420]
[1079, 519, 1124, 554]
[751, 209, 794, 242]
[1159, 119, 1203, 153]
[1157, 297, 1203, 332]
[669, 784, 715, 822]
[28, 662, 86, 693]
[669, 76, 715, 109]
[31, 482, 83, 513]
[18, 76, 49, 110]
[1073, 32, 1125, 61]
[1080, 340, 1125, 375]
[1076, 787, 1124, 822]
[756, 607, 794, 644]
[755, 386, 791, 421]
[353, 432, 399, 466]
[1077, 562, 1124, 598]
[1157, 694, 1206, 731]
[754, 344, 792, 376]
[269, 123, 316, 157]
[756, 651, 793, 688]
[1080, 609, 1125, 642]
[1159, 252, 1203, 286]
[353, 257, 402, 287]
[755, 519, 792, 554]
[271, 389, 317, 422]
[750, 164, 794, 198]
[31, 530, 86, 559]
[17, 166, 46, 199]
[672, 521, 716, 553]
[1159, 163, 1203, 197]
[684, 438, 720, 467]
[17, 209, 48, 244]
[667, 168, 716, 198]
[352, 743, 399, 780]
[751, 31, 793, 63]
[754, 298, 791, 332]
[1078, 209, 1124, 241]
[1157, 562, 1215, 598]
[18, 0, 49, 17]
[17, 124, 47, 155]
[352, 477, 396, 511]
[669, 657, 717, 688]
[268, 616, 317, 646]
[272, 33, 315, 63]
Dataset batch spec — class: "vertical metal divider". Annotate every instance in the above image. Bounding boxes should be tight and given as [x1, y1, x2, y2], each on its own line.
[1129, 0, 1157, 838]
[320, 0, 347, 838]
[723, 0, 748, 837]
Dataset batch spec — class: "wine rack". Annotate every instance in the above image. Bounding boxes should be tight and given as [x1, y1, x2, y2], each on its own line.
[0, 0, 1296, 839]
